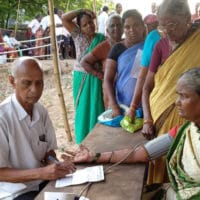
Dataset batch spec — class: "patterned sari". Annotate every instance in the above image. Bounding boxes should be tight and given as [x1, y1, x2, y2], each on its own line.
[73, 33, 105, 144]
[167, 122, 200, 200]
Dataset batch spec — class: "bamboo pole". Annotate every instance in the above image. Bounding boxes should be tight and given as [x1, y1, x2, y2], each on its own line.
[15, 0, 21, 37]
[48, 0, 72, 141]
[93, 0, 98, 30]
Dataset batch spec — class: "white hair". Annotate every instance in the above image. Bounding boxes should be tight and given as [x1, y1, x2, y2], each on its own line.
[179, 67, 200, 95]
[106, 14, 122, 28]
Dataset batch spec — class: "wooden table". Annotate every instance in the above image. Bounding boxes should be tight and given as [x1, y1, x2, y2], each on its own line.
[35, 123, 147, 200]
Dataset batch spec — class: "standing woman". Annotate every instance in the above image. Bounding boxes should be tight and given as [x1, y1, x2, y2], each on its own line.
[62, 9, 105, 144]
[104, 9, 146, 117]
[80, 14, 123, 108]
[142, 0, 200, 184]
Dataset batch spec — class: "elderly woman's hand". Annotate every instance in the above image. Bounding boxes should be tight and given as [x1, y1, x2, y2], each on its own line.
[61, 145, 93, 163]
[141, 121, 156, 140]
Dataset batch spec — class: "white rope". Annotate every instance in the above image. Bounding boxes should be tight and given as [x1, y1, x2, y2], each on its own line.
[0, 35, 51, 45]
[1, 52, 62, 61]
[0, 39, 64, 55]
[17, 36, 51, 44]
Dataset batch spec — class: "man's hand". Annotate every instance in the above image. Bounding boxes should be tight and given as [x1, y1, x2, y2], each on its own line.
[41, 160, 76, 180]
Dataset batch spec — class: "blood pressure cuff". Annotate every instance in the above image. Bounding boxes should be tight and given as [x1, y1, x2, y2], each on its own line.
[144, 134, 173, 160]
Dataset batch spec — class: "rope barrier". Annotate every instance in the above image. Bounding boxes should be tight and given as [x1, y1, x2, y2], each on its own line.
[0, 38, 66, 63]
[1, 52, 62, 61]
[0, 39, 64, 55]
[0, 35, 51, 45]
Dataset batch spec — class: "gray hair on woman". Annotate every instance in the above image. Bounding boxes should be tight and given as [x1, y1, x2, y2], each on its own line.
[157, 0, 191, 20]
[179, 67, 200, 95]
[106, 14, 122, 28]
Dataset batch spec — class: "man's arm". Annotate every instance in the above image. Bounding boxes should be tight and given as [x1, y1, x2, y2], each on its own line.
[0, 150, 76, 183]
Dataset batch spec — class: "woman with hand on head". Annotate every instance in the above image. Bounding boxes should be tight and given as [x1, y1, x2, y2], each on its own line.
[62, 9, 105, 144]
[80, 14, 123, 108]
[70, 67, 200, 200]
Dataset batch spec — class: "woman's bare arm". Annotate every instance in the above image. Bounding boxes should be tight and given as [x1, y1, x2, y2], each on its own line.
[62, 9, 81, 33]
[103, 59, 121, 116]
[127, 67, 148, 120]
[81, 53, 103, 80]
[142, 71, 155, 139]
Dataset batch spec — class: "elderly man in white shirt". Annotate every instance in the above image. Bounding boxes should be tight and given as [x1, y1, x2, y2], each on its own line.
[0, 57, 76, 200]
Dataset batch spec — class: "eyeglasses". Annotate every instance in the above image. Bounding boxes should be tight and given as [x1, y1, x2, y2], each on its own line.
[157, 22, 178, 32]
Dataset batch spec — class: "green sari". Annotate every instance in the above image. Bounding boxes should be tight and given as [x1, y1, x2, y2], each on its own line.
[167, 122, 200, 200]
[73, 33, 105, 144]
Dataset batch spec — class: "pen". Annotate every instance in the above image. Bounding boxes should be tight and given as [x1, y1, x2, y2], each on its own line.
[48, 155, 60, 164]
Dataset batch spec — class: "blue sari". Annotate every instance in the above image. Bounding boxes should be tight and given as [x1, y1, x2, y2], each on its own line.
[116, 42, 144, 106]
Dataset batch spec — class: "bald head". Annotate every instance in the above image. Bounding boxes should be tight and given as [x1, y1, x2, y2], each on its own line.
[11, 56, 43, 78]
[9, 57, 44, 110]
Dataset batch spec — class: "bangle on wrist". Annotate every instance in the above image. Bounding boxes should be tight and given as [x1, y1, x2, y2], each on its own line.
[91, 152, 101, 163]
[143, 119, 154, 124]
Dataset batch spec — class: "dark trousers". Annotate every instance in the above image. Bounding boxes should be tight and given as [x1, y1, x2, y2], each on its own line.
[13, 181, 48, 200]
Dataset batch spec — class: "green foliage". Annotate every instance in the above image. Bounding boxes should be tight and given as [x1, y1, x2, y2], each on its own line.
[0, 0, 114, 29]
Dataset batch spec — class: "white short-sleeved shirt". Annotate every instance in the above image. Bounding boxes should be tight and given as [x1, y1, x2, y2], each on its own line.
[9, 37, 20, 47]
[97, 11, 108, 35]
[28, 19, 41, 35]
[3, 35, 12, 48]
[0, 94, 57, 198]
[40, 14, 66, 37]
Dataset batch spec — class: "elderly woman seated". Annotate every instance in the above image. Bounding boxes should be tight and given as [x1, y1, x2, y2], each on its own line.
[67, 67, 200, 200]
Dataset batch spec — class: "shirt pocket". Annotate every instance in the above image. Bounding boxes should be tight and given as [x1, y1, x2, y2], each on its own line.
[31, 139, 48, 162]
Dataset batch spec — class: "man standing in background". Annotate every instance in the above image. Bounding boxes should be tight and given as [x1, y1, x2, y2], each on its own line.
[28, 14, 43, 49]
[115, 3, 123, 15]
[98, 6, 109, 35]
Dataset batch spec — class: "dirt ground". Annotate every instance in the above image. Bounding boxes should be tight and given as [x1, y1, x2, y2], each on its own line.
[0, 59, 79, 157]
